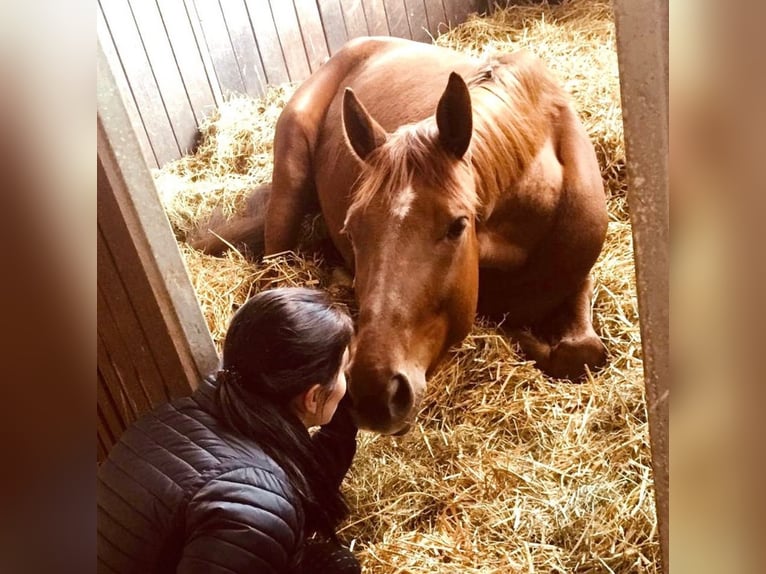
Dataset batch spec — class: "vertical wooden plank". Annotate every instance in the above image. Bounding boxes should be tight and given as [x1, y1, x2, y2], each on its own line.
[99, 0, 180, 165]
[292, 0, 331, 72]
[97, 282, 157, 415]
[317, 0, 350, 54]
[363, 0, 390, 36]
[97, 4, 158, 169]
[243, 0, 290, 85]
[156, 0, 218, 124]
[442, 0, 485, 29]
[404, 0, 430, 42]
[182, 0, 224, 103]
[270, 0, 312, 81]
[384, 0, 412, 39]
[192, 0, 247, 95]
[613, 0, 669, 570]
[340, 0, 369, 39]
[97, 402, 116, 450]
[97, 426, 108, 462]
[217, 0, 267, 96]
[423, 0, 447, 37]
[97, 328, 141, 426]
[129, 0, 199, 155]
[97, 369, 127, 445]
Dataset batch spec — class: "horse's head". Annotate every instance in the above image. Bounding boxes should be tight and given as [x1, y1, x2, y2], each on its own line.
[341, 73, 479, 435]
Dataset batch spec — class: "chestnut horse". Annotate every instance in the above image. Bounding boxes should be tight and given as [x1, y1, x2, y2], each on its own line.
[193, 37, 608, 435]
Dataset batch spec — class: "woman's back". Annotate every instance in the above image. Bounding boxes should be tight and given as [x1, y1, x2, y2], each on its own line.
[97, 379, 302, 573]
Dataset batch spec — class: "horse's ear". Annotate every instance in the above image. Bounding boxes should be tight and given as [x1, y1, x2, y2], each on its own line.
[436, 72, 472, 159]
[343, 88, 388, 162]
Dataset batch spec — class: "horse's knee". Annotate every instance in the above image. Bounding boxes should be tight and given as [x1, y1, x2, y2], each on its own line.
[546, 333, 607, 380]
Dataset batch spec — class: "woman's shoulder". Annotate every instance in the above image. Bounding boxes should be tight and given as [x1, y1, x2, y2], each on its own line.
[102, 380, 283, 491]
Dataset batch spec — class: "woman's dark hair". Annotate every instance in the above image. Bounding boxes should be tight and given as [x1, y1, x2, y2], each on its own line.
[215, 287, 354, 537]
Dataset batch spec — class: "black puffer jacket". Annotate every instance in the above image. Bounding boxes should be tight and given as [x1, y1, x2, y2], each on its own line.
[97, 378, 357, 573]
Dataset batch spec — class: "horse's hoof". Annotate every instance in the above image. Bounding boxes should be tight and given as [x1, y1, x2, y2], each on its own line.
[545, 334, 607, 380]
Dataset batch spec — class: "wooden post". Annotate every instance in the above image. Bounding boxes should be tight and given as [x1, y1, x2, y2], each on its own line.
[612, 0, 669, 571]
[97, 40, 219, 457]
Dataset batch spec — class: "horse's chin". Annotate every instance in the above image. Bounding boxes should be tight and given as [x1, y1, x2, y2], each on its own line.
[356, 419, 413, 436]
[390, 423, 412, 437]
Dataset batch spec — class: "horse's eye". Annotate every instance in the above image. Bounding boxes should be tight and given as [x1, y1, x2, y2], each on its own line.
[446, 216, 469, 240]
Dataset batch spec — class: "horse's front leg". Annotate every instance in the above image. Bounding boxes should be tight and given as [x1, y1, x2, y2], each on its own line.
[264, 114, 317, 255]
[514, 276, 607, 380]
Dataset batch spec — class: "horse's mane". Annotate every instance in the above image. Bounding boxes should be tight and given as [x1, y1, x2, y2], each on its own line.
[467, 50, 567, 208]
[346, 50, 566, 221]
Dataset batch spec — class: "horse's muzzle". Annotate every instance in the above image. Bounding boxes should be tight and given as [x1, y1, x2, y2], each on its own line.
[349, 366, 423, 435]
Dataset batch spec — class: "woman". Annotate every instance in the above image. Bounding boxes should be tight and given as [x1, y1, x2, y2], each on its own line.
[98, 287, 360, 573]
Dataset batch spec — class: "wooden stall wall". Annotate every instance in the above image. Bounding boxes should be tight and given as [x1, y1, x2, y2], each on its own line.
[97, 0, 490, 170]
[97, 45, 220, 459]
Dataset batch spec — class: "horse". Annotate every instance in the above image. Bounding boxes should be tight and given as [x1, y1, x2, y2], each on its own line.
[191, 37, 609, 435]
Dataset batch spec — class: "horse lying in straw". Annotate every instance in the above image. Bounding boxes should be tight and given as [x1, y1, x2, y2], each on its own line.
[192, 37, 608, 435]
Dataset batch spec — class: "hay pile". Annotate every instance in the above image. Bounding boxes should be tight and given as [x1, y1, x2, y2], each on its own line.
[156, 1, 658, 571]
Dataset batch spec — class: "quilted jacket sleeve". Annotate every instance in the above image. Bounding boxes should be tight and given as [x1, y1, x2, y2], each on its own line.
[177, 466, 303, 574]
[310, 395, 358, 491]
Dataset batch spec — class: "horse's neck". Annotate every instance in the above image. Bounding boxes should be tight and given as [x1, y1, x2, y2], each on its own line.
[468, 62, 564, 214]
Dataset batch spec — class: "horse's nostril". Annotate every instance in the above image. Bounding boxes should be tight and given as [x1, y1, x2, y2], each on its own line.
[388, 373, 413, 418]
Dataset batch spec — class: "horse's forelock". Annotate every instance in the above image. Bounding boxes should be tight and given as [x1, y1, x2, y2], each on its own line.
[348, 122, 478, 219]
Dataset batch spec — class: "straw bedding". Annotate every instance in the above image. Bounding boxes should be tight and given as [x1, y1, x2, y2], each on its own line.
[156, 1, 659, 571]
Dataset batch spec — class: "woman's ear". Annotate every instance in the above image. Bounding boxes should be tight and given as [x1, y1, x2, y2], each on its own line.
[300, 383, 324, 420]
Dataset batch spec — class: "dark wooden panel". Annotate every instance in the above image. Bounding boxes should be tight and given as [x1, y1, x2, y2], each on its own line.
[129, 0, 199, 155]
[97, 368, 127, 444]
[97, 408, 115, 453]
[340, 0, 369, 38]
[156, 0, 218, 123]
[97, 284, 156, 418]
[97, 225, 169, 409]
[270, 0, 312, 81]
[404, 0, 430, 42]
[99, 0, 179, 165]
[293, 0, 330, 72]
[244, 0, 290, 85]
[442, 0, 486, 29]
[97, 327, 141, 426]
[423, 0, 447, 37]
[97, 424, 109, 462]
[97, 433, 107, 462]
[218, 0, 267, 96]
[384, 0, 412, 38]
[318, 0, 350, 54]
[362, 0, 390, 36]
[192, 0, 247, 94]
[97, 5, 157, 169]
